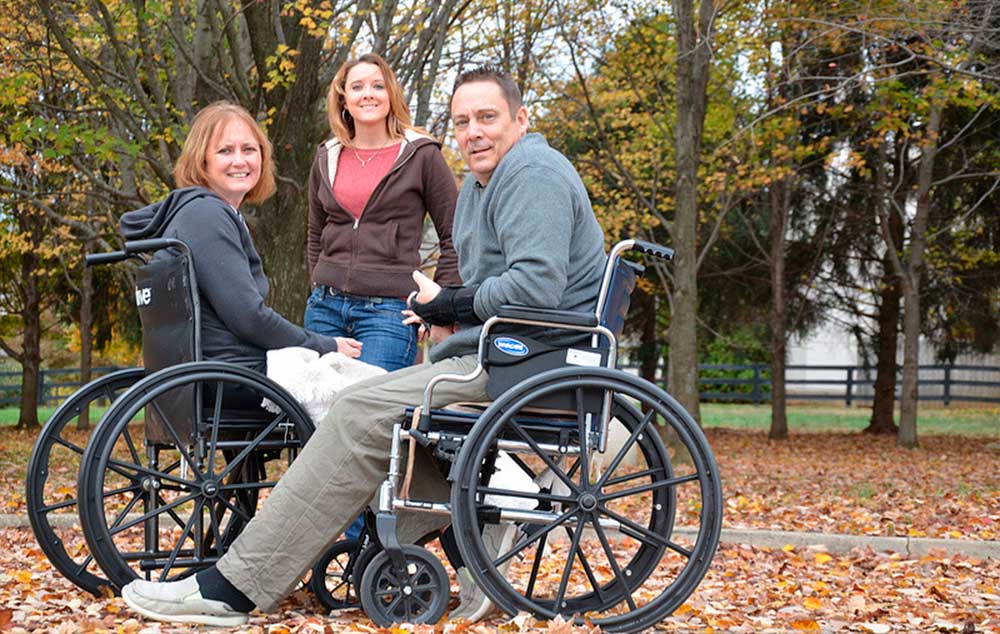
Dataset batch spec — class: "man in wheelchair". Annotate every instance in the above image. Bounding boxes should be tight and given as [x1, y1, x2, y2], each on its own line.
[122, 65, 609, 626]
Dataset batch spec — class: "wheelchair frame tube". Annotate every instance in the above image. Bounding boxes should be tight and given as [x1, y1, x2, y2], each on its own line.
[593, 239, 637, 326]
[377, 422, 405, 513]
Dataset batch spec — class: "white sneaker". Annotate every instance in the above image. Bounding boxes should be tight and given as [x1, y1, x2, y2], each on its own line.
[450, 522, 518, 622]
[121, 576, 250, 627]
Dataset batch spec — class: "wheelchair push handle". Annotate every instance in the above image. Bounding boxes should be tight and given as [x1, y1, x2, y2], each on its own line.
[124, 238, 188, 255]
[85, 251, 128, 267]
[86, 238, 190, 267]
[632, 240, 674, 261]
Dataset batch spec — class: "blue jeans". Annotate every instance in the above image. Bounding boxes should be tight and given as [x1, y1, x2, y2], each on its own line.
[303, 285, 418, 539]
[304, 286, 418, 372]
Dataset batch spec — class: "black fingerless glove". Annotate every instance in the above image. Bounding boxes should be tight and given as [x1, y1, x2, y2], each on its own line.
[412, 285, 482, 326]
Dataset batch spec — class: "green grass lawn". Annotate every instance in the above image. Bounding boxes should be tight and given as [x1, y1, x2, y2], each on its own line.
[701, 402, 1000, 436]
[0, 404, 109, 427]
[3, 400, 997, 435]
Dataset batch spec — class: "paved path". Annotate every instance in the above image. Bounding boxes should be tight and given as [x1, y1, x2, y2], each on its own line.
[3, 514, 997, 560]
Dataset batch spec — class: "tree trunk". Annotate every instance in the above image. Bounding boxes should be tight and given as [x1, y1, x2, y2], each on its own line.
[77, 254, 94, 430]
[897, 104, 942, 448]
[638, 291, 659, 386]
[17, 247, 41, 429]
[667, 0, 714, 426]
[768, 179, 789, 440]
[250, 29, 326, 321]
[867, 140, 902, 434]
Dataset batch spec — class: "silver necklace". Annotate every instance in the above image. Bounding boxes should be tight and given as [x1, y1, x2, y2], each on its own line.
[352, 142, 392, 168]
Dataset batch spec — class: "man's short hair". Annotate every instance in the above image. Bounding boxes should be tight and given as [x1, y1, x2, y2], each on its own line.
[452, 65, 522, 117]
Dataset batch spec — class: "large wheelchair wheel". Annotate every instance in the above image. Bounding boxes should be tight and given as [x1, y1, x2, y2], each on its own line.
[450, 367, 722, 633]
[76, 362, 314, 590]
[25, 368, 145, 596]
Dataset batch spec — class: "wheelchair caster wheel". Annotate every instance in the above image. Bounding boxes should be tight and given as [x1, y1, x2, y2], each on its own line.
[309, 539, 361, 610]
[359, 545, 449, 626]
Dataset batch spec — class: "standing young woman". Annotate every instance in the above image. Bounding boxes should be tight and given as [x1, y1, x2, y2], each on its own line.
[305, 53, 460, 373]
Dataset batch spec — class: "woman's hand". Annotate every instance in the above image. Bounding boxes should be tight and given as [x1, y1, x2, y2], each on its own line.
[335, 337, 363, 358]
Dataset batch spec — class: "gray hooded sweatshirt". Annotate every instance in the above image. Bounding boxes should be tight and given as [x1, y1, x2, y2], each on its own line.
[120, 187, 338, 371]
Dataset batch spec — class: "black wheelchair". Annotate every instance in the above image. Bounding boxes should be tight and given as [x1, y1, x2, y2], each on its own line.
[26, 236, 722, 633]
[27, 238, 316, 597]
[312, 239, 723, 632]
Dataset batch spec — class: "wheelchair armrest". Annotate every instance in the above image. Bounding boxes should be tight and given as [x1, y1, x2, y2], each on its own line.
[497, 305, 598, 327]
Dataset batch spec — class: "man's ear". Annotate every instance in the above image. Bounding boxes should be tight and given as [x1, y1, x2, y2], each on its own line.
[516, 106, 529, 134]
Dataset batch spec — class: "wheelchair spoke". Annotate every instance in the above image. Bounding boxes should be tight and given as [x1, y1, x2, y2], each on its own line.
[73, 553, 96, 577]
[206, 500, 225, 557]
[150, 400, 205, 483]
[216, 413, 289, 482]
[523, 531, 548, 600]
[109, 491, 197, 536]
[507, 453, 540, 480]
[599, 472, 698, 502]
[122, 426, 143, 469]
[603, 465, 667, 488]
[494, 506, 576, 568]
[599, 505, 692, 558]
[206, 382, 224, 475]
[221, 480, 276, 491]
[101, 482, 142, 500]
[107, 490, 143, 532]
[52, 435, 87, 456]
[509, 420, 580, 495]
[575, 388, 590, 488]
[103, 456, 194, 489]
[216, 493, 253, 524]
[563, 524, 606, 605]
[159, 498, 205, 581]
[595, 410, 655, 490]
[591, 513, 639, 612]
[154, 493, 194, 532]
[38, 498, 77, 513]
[554, 515, 586, 611]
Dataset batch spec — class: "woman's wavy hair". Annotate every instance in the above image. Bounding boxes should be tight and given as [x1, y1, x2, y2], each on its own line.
[327, 53, 413, 146]
[173, 101, 276, 205]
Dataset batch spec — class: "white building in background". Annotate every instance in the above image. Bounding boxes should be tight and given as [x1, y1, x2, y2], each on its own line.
[787, 321, 1000, 402]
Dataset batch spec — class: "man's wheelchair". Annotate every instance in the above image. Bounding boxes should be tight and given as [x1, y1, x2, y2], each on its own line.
[315, 239, 723, 632]
[26, 237, 722, 633]
[26, 238, 318, 597]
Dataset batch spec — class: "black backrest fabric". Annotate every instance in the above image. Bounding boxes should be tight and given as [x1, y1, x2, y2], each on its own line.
[598, 257, 643, 340]
[135, 254, 197, 444]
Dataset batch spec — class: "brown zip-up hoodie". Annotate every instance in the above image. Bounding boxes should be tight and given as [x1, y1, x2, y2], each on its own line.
[307, 129, 461, 298]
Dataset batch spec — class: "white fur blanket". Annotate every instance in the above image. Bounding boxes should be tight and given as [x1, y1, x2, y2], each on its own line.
[262, 347, 387, 422]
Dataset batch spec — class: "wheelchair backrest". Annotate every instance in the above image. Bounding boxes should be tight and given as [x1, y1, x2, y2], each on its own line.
[598, 256, 643, 340]
[135, 253, 199, 443]
[483, 252, 643, 408]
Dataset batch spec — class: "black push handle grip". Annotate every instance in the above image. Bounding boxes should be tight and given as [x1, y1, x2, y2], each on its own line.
[124, 238, 182, 255]
[85, 251, 128, 267]
[633, 240, 674, 261]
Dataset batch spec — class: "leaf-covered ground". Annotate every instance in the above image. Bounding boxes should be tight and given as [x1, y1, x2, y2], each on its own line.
[3, 427, 997, 539]
[2, 526, 998, 633]
[1, 427, 998, 632]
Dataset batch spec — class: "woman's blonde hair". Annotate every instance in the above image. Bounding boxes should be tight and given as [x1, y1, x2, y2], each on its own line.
[327, 53, 413, 146]
[173, 101, 276, 205]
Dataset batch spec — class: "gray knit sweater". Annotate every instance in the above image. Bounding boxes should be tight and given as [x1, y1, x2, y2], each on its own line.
[430, 133, 606, 362]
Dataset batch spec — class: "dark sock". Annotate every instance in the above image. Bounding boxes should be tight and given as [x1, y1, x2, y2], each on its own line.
[196, 566, 256, 613]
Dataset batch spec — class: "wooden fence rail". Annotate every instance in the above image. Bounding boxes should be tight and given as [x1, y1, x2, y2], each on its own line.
[3, 363, 999, 409]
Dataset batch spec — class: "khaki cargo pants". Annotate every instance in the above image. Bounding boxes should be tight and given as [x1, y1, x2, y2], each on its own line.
[217, 354, 487, 611]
